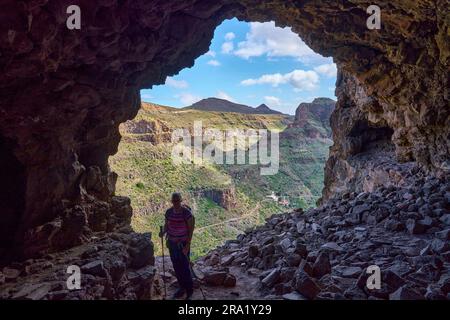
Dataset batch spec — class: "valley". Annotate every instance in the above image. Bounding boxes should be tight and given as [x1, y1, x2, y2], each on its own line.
[109, 98, 334, 259]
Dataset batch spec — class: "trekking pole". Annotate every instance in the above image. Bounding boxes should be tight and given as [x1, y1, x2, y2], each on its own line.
[189, 260, 207, 300]
[159, 226, 167, 300]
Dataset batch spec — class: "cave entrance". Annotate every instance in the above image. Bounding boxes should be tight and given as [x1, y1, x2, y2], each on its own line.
[0, 135, 25, 264]
[348, 120, 394, 154]
[109, 19, 336, 259]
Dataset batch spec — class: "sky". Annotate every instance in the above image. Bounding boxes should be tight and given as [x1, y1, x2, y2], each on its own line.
[140, 18, 337, 115]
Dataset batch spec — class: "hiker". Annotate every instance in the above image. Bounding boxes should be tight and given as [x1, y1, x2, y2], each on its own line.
[159, 192, 195, 300]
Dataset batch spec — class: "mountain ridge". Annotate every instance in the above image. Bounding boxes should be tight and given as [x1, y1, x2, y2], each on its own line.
[185, 97, 284, 115]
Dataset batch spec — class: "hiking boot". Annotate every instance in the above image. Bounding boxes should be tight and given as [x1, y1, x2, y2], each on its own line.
[171, 288, 185, 299]
[185, 289, 194, 300]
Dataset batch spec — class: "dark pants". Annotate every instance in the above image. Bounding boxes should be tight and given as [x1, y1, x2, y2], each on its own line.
[168, 240, 193, 293]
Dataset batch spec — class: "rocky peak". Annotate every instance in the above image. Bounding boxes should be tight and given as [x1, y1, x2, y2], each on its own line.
[255, 104, 282, 115]
[291, 98, 336, 138]
[187, 98, 256, 114]
[294, 98, 336, 127]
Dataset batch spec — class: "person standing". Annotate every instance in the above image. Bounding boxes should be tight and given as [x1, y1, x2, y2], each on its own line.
[160, 192, 195, 300]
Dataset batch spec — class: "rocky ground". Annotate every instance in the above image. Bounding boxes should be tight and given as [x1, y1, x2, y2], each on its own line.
[1, 167, 449, 300]
[191, 170, 450, 300]
[0, 230, 155, 300]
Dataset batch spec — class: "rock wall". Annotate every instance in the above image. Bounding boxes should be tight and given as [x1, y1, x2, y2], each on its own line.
[0, 0, 448, 272]
[122, 118, 172, 145]
[291, 98, 335, 138]
[194, 187, 237, 210]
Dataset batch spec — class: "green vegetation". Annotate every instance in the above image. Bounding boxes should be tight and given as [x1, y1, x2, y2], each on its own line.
[109, 102, 331, 259]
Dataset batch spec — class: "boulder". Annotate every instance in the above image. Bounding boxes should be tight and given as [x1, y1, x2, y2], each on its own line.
[312, 252, 331, 278]
[203, 270, 228, 286]
[295, 270, 321, 300]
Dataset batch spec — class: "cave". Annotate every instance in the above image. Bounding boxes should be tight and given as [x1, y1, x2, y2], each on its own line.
[348, 120, 394, 154]
[0, 0, 448, 300]
[0, 135, 25, 264]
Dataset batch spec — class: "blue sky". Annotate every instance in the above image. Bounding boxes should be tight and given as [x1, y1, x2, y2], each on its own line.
[140, 19, 337, 115]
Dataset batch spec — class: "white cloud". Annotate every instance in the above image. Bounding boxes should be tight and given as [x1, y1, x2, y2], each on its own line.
[177, 93, 202, 106]
[216, 91, 235, 102]
[165, 77, 188, 89]
[207, 59, 221, 67]
[264, 96, 281, 107]
[141, 93, 153, 101]
[241, 69, 319, 91]
[205, 50, 216, 57]
[221, 41, 234, 54]
[224, 32, 236, 41]
[314, 63, 337, 78]
[234, 21, 321, 63]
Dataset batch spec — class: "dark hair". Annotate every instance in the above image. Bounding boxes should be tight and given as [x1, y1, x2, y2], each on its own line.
[171, 192, 182, 202]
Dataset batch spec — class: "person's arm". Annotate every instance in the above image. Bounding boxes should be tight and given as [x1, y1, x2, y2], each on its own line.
[159, 211, 168, 238]
[183, 215, 195, 255]
[186, 215, 195, 243]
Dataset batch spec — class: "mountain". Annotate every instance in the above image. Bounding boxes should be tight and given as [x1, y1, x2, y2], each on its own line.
[255, 104, 283, 115]
[291, 97, 336, 138]
[186, 97, 282, 115]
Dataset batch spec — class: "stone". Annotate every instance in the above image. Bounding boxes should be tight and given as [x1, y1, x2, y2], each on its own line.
[203, 270, 227, 286]
[312, 252, 331, 278]
[128, 233, 154, 269]
[352, 204, 370, 216]
[206, 253, 220, 266]
[282, 292, 306, 300]
[440, 214, 450, 226]
[248, 245, 259, 258]
[286, 254, 302, 267]
[430, 239, 449, 253]
[279, 238, 292, 252]
[295, 271, 321, 300]
[344, 285, 367, 300]
[321, 242, 344, 252]
[418, 216, 433, 228]
[435, 229, 450, 240]
[81, 260, 107, 277]
[2, 267, 20, 281]
[261, 244, 275, 257]
[12, 283, 52, 300]
[438, 275, 450, 295]
[48, 290, 69, 300]
[406, 219, 427, 234]
[389, 286, 424, 300]
[221, 254, 235, 266]
[294, 241, 308, 258]
[296, 221, 306, 233]
[341, 266, 362, 278]
[261, 269, 280, 288]
[383, 270, 405, 291]
[223, 274, 237, 287]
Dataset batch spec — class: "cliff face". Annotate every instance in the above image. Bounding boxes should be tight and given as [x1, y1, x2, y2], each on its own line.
[0, 0, 448, 299]
[122, 119, 172, 145]
[291, 98, 335, 138]
[321, 68, 418, 202]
